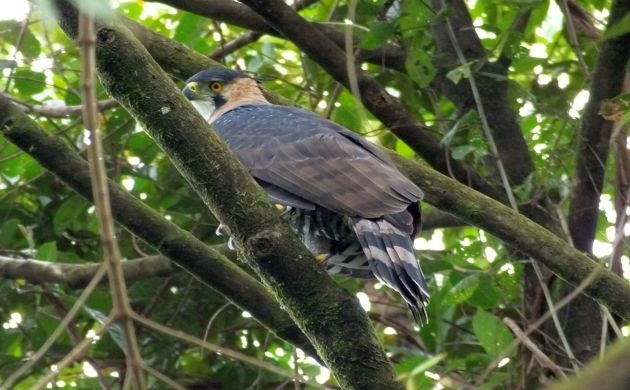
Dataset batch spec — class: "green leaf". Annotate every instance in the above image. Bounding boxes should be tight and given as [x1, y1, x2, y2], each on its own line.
[358, 21, 396, 50]
[405, 50, 436, 87]
[444, 274, 480, 304]
[84, 307, 125, 351]
[0, 218, 20, 247]
[12, 69, 46, 96]
[174, 13, 206, 47]
[441, 110, 477, 145]
[472, 309, 515, 356]
[331, 91, 362, 131]
[0, 22, 41, 58]
[117, 1, 143, 19]
[451, 145, 476, 160]
[408, 353, 447, 377]
[446, 62, 473, 84]
[36, 242, 57, 261]
[395, 139, 415, 158]
[53, 195, 89, 235]
[468, 275, 500, 308]
[603, 12, 630, 41]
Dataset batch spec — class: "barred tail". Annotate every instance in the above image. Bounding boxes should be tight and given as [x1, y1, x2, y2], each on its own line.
[351, 218, 430, 324]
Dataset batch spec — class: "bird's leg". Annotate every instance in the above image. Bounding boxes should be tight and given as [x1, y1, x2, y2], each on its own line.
[274, 204, 293, 217]
[216, 223, 237, 250]
[314, 253, 329, 263]
[215, 223, 228, 236]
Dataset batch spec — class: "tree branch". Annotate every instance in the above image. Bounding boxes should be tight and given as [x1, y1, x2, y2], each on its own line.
[44, 1, 630, 320]
[2, 93, 118, 117]
[568, 0, 630, 253]
[152, 0, 407, 70]
[0, 255, 177, 288]
[79, 7, 145, 386]
[54, 2, 401, 388]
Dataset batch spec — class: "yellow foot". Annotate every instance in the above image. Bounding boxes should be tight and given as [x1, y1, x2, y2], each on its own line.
[314, 253, 329, 263]
[274, 204, 286, 213]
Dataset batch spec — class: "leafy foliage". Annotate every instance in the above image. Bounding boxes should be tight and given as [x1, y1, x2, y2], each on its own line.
[0, 0, 629, 389]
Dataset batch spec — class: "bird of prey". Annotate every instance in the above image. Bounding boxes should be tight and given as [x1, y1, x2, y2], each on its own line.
[183, 68, 429, 324]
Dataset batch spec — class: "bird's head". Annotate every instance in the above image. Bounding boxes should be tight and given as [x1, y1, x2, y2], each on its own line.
[183, 68, 267, 121]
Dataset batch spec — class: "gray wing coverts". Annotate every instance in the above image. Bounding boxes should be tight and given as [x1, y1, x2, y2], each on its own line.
[213, 104, 429, 322]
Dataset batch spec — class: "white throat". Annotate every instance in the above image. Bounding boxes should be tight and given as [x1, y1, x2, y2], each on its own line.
[191, 100, 216, 122]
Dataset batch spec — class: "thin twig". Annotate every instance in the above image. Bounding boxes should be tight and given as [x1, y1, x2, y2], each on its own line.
[557, 0, 591, 81]
[130, 311, 327, 389]
[503, 317, 567, 378]
[142, 362, 187, 390]
[209, 31, 263, 60]
[3, 92, 118, 117]
[78, 6, 146, 388]
[3, 7, 32, 92]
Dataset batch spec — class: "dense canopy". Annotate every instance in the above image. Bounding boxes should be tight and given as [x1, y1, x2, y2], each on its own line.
[0, 0, 629, 389]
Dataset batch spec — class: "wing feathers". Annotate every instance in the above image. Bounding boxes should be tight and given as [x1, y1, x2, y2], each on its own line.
[213, 105, 422, 222]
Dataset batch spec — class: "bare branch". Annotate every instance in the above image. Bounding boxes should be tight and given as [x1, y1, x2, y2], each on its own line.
[0, 255, 176, 288]
[503, 317, 567, 378]
[3, 93, 118, 117]
[78, 7, 146, 388]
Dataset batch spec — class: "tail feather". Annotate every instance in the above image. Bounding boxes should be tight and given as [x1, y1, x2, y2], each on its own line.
[351, 218, 430, 324]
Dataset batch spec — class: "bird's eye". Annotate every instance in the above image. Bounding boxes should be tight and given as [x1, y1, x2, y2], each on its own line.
[210, 82, 223, 93]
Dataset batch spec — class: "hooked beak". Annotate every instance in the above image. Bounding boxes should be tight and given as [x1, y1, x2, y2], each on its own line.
[183, 81, 200, 100]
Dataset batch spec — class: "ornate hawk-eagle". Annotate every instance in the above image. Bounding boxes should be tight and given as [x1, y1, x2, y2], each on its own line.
[183, 68, 429, 323]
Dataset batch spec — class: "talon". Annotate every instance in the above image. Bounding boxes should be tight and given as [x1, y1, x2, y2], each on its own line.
[279, 205, 292, 216]
[314, 253, 329, 263]
[216, 224, 226, 237]
[228, 236, 235, 250]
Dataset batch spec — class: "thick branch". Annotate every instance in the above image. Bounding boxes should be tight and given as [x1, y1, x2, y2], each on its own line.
[152, 0, 407, 70]
[568, 0, 630, 253]
[54, 2, 401, 389]
[0, 93, 318, 360]
[389, 152, 630, 320]
[421, 209, 466, 230]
